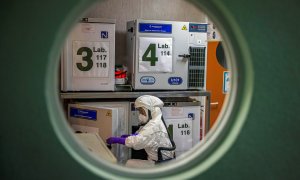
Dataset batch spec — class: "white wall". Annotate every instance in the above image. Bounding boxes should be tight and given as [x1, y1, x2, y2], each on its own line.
[83, 0, 207, 64]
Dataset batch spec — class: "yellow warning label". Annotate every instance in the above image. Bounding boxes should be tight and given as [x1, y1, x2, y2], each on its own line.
[182, 25, 187, 31]
[106, 111, 112, 117]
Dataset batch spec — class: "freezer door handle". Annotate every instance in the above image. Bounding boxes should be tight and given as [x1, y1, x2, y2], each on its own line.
[178, 54, 190, 62]
[210, 102, 219, 109]
[178, 54, 191, 58]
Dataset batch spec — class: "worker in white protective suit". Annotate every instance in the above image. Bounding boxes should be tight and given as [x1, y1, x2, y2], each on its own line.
[106, 95, 175, 168]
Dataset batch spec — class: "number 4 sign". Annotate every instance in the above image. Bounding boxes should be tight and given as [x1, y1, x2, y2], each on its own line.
[138, 37, 173, 73]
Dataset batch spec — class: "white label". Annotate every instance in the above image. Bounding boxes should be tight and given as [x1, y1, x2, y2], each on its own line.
[223, 71, 230, 94]
[73, 41, 109, 78]
[165, 118, 193, 152]
[139, 37, 172, 73]
[163, 107, 184, 117]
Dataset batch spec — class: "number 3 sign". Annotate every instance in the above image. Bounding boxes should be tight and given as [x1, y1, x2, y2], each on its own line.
[138, 37, 172, 73]
[72, 41, 110, 78]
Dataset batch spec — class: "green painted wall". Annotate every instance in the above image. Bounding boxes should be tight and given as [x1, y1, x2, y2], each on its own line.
[198, 0, 300, 179]
[1, 0, 299, 179]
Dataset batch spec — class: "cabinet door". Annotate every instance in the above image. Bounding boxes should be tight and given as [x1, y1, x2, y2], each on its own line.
[206, 41, 228, 129]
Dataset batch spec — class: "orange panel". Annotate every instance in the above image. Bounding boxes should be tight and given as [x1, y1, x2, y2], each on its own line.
[206, 41, 228, 129]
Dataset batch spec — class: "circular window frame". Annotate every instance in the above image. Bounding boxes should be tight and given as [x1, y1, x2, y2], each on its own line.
[45, 0, 254, 179]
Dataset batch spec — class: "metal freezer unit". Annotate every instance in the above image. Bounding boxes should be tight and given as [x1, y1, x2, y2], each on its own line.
[61, 18, 116, 91]
[126, 19, 208, 90]
[162, 102, 205, 157]
[68, 101, 130, 164]
[129, 100, 206, 158]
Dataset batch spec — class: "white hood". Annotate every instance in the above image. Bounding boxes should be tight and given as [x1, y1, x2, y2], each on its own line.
[134, 95, 164, 125]
[125, 95, 174, 161]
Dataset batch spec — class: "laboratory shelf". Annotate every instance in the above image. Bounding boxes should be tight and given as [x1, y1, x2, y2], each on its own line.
[60, 90, 211, 132]
[60, 90, 210, 99]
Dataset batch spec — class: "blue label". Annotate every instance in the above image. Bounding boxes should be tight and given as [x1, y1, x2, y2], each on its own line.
[188, 113, 195, 120]
[168, 77, 183, 85]
[70, 107, 97, 121]
[140, 76, 155, 85]
[101, 31, 108, 38]
[139, 23, 172, 33]
[189, 23, 207, 32]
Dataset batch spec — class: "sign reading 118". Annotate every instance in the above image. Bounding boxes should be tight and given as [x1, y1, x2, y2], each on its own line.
[76, 46, 108, 71]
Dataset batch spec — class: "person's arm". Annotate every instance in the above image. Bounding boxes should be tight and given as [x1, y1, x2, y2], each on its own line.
[106, 137, 126, 145]
[125, 133, 151, 150]
[120, 133, 138, 138]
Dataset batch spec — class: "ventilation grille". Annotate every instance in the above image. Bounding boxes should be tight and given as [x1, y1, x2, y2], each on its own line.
[188, 47, 206, 89]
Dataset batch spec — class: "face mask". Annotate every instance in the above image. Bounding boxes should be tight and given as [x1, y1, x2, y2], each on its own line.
[138, 108, 149, 125]
[138, 114, 148, 125]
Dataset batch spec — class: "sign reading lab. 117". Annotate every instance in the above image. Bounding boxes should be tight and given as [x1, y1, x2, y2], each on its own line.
[73, 41, 109, 78]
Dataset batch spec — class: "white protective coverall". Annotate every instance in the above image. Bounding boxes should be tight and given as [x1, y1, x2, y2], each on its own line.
[125, 95, 175, 168]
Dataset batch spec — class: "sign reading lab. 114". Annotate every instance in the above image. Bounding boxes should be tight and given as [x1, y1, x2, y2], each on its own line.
[139, 37, 173, 73]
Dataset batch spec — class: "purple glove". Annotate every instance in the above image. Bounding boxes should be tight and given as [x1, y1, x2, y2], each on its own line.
[120, 133, 138, 138]
[106, 137, 126, 145]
